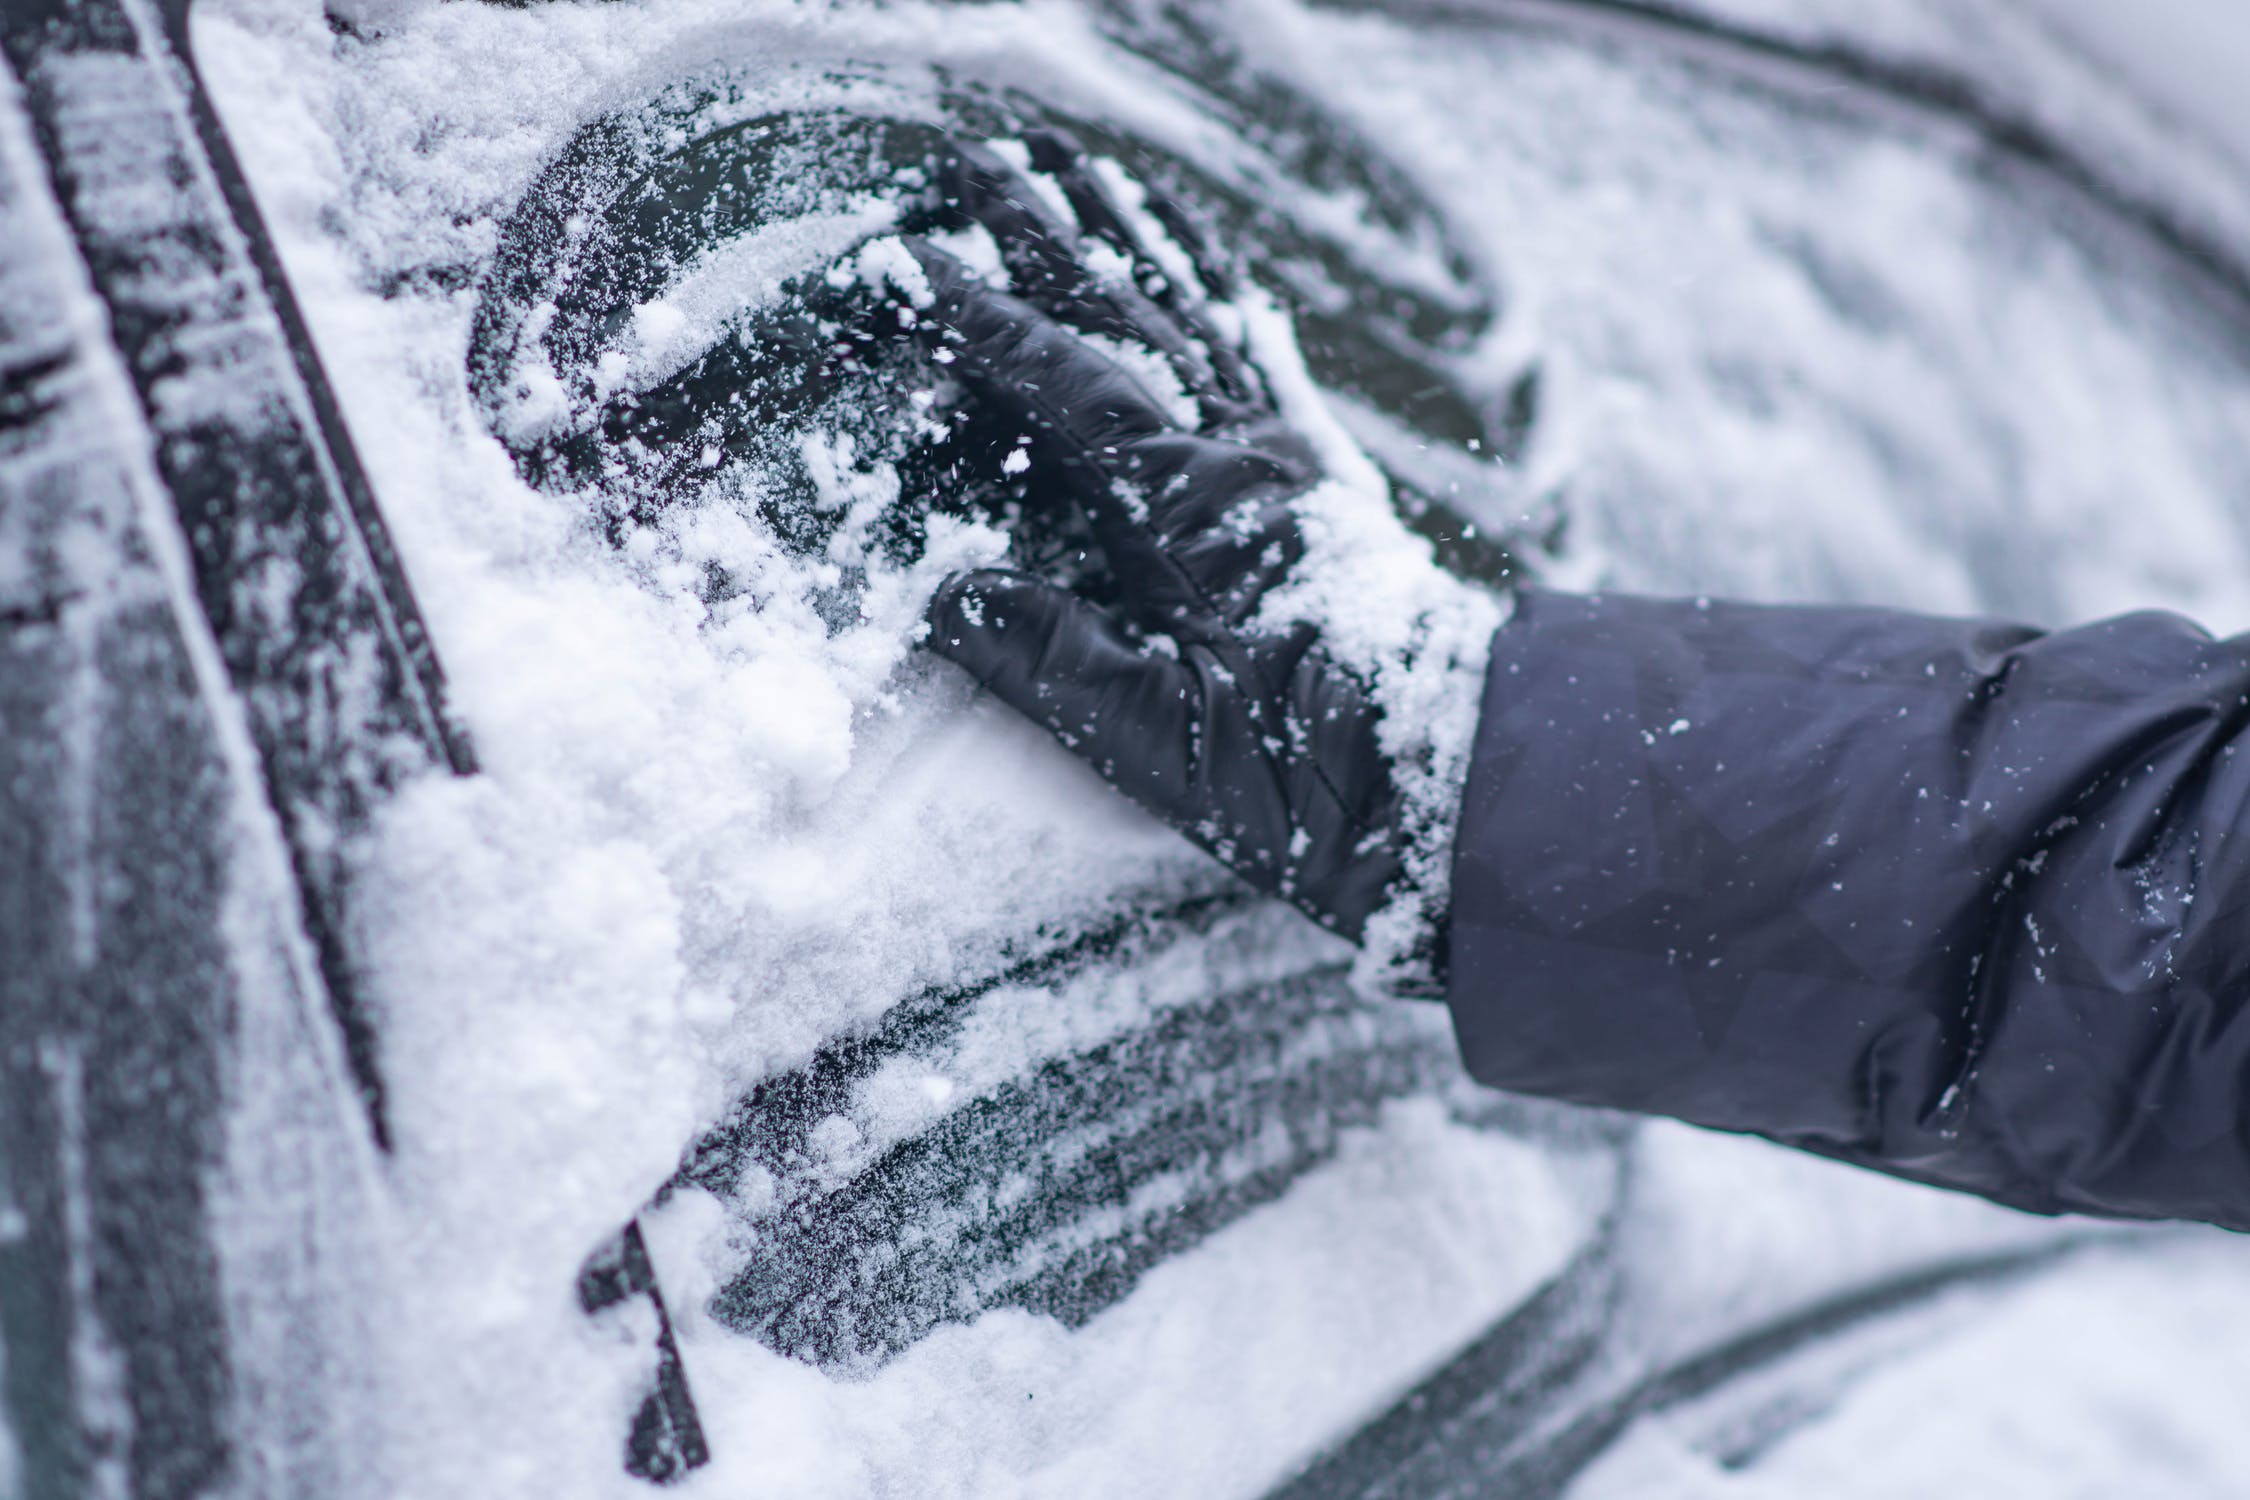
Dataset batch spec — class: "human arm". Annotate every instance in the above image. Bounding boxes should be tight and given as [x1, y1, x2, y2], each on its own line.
[885, 131, 2250, 1232]
[1449, 589, 2250, 1230]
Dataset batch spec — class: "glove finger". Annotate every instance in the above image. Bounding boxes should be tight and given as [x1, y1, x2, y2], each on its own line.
[1021, 128, 1264, 414]
[913, 239, 1330, 637]
[928, 569, 1204, 822]
[934, 137, 1083, 301]
[936, 138, 1217, 403]
[1153, 459, 1308, 626]
[908, 242, 1186, 574]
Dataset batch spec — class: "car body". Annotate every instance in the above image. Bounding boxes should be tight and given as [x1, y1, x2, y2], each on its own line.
[10, 0, 2250, 1496]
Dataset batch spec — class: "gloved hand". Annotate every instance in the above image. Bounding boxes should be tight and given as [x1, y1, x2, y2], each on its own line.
[899, 131, 1494, 985]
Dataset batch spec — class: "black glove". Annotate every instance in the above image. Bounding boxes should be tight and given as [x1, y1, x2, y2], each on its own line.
[905, 132, 1455, 966]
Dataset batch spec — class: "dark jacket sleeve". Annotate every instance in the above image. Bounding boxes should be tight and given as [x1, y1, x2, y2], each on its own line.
[1445, 588, 2250, 1230]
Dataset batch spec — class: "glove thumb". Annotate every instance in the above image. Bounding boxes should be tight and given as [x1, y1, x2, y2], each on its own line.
[927, 568, 1203, 823]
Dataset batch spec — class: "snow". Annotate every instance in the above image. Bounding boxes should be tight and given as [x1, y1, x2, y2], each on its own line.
[2024, 1, 2250, 178]
[1567, 0, 2250, 281]
[182, 0, 2250, 1494]
[1570, 1213, 2250, 1499]
[661, 1099, 1602, 1499]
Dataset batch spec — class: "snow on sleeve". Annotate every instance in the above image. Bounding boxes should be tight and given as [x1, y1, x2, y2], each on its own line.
[1224, 283, 1506, 991]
